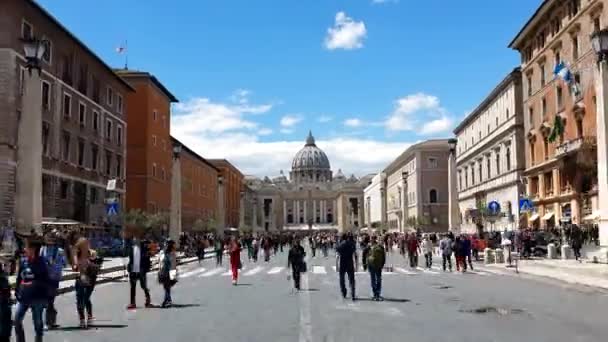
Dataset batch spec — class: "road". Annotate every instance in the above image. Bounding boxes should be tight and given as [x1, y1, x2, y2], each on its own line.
[17, 247, 608, 342]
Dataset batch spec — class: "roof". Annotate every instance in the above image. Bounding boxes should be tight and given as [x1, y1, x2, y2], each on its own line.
[508, 0, 552, 49]
[383, 139, 450, 174]
[170, 136, 220, 172]
[453, 67, 521, 134]
[27, 0, 135, 92]
[208, 159, 244, 178]
[115, 70, 179, 102]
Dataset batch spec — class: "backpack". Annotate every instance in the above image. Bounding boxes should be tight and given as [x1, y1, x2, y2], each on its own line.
[367, 245, 385, 270]
[44, 247, 64, 282]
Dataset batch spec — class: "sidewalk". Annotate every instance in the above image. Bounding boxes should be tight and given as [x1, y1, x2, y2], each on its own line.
[484, 258, 608, 290]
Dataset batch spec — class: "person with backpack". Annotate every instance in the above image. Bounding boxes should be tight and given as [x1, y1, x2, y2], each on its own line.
[70, 232, 98, 329]
[40, 233, 66, 330]
[287, 238, 306, 290]
[367, 236, 386, 301]
[14, 237, 50, 342]
[158, 240, 178, 308]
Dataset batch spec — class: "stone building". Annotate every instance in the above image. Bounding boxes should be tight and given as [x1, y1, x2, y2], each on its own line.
[509, 0, 604, 229]
[0, 0, 132, 227]
[454, 68, 526, 234]
[208, 159, 244, 229]
[384, 140, 451, 233]
[244, 131, 373, 232]
[363, 173, 386, 228]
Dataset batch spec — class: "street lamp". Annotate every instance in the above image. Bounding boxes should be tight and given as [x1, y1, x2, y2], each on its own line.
[447, 138, 459, 233]
[22, 37, 47, 74]
[591, 29, 608, 61]
[448, 138, 458, 154]
[172, 144, 181, 159]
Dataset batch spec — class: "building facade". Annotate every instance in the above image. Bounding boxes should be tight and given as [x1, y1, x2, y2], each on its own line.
[0, 0, 132, 227]
[118, 70, 178, 217]
[384, 140, 451, 233]
[209, 159, 244, 229]
[510, 0, 605, 229]
[454, 68, 526, 234]
[244, 132, 372, 232]
[364, 173, 385, 228]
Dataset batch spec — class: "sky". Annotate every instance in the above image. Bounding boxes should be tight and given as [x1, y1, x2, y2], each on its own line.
[37, 0, 541, 177]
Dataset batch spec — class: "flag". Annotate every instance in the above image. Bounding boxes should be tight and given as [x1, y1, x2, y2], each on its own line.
[116, 46, 126, 54]
[553, 61, 581, 98]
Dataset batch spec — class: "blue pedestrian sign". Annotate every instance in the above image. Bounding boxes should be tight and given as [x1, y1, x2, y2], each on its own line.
[488, 201, 501, 215]
[106, 202, 119, 216]
[519, 198, 534, 213]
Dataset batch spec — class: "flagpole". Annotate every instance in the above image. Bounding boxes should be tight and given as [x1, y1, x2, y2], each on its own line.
[124, 40, 128, 70]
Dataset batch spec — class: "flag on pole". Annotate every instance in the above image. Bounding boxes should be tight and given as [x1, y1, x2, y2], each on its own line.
[116, 46, 126, 54]
[115, 41, 128, 69]
[554, 61, 581, 98]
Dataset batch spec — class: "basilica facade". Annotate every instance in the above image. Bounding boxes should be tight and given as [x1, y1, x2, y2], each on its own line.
[241, 132, 373, 232]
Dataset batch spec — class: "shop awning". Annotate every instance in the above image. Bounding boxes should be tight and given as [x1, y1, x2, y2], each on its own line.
[528, 213, 540, 221]
[583, 212, 601, 221]
[542, 212, 555, 221]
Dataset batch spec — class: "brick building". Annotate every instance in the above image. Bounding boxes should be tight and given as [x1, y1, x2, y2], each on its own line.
[209, 159, 244, 229]
[173, 138, 220, 231]
[510, 0, 605, 228]
[0, 0, 132, 226]
[117, 70, 178, 216]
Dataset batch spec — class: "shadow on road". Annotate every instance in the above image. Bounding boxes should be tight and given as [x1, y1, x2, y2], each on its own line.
[52, 324, 128, 331]
[234, 283, 253, 286]
[356, 297, 410, 303]
[298, 288, 320, 292]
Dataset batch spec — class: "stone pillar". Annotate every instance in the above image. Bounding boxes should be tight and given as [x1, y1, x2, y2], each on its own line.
[239, 192, 245, 228]
[553, 169, 561, 197]
[402, 174, 409, 232]
[217, 177, 225, 233]
[304, 199, 307, 225]
[313, 200, 317, 224]
[538, 173, 545, 198]
[16, 69, 43, 234]
[296, 200, 300, 224]
[448, 149, 459, 233]
[595, 59, 608, 247]
[169, 152, 182, 244]
[252, 198, 258, 230]
[358, 197, 364, 229]
[571, 198, 580, 225]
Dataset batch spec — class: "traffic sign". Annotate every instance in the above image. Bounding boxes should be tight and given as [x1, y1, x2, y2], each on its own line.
[106, 179, 117, 191]
[519, 198, 534, 213]
[488, 201, 501, 215]
[106, 202, 119, 216]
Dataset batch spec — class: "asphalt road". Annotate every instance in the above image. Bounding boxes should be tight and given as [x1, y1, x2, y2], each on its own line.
[17, 247, 608, 342]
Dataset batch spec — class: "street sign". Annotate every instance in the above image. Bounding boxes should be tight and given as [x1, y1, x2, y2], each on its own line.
[106, 179, 117, 191]
[519, 198, 534, 213]
[488, 201, 501, 215]
[106, 202, 119, 216]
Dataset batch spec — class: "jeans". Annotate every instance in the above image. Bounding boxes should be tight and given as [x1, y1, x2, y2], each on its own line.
[216, 252, 223, 266]
[456, 255, 466, 271]
[339, 266, 355, 298]
[14, 301, 45, 342]
[129, 272, 150, 305]
[409, 253, 418, 268]
[424, 252, 433, 268]
[368, 267, 382, 298]
[75, 280, 94, 320]
[45, 294, 57, 327]
[466, 253, 474, 269]
[163, 281, 173, 304]
[0, 299, 11, 342]
[291, 267, 301, 290]
[442, 254, 452, 271]
[311, 248, 316, 257]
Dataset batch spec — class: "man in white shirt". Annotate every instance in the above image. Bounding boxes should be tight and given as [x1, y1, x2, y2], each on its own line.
[126, 237, 151, 309]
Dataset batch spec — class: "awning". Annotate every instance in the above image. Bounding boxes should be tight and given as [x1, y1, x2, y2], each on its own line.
[542, 212, 555, 221]
[583, 212, 601, 221]
[528, 213, 540, 221]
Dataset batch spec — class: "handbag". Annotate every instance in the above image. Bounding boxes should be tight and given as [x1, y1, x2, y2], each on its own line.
[300, 261, 307, 273]
[238, 260, 243, 270]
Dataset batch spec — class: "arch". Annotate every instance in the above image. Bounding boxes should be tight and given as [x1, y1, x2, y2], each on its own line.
[429, 189, 438, 203]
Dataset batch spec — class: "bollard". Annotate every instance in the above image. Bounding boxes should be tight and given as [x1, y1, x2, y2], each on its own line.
[494, 248, 504, 264]
[484, 248, 495, 264]
[547, 243, 557, 259]
[561, 244, 572, 260]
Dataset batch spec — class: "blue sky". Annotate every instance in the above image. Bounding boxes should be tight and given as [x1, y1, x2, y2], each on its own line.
[37, 0, 540, 176]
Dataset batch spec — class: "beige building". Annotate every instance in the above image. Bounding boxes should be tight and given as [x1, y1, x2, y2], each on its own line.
[509, 0, 604, 229]
[384, 140, 451, 233]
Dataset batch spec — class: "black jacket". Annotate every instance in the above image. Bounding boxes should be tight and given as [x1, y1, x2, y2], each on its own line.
[125, 240, 151, 274]
[288, 245, 306, 271]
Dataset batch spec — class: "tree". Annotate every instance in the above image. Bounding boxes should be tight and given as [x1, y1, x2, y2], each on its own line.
[206, 217, 217, 232]
[193, 218, 206, 233]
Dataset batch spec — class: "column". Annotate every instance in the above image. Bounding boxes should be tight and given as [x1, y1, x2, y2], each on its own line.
[252, 198, 258, 230]
[283, 200, 287, 225]
[553, 169, 561, 196]
[169, 153, 182, 245]
[538, 173, 545, 198]
[304, 200, 307, 225]
[217, 177, 225, 233]
[313, 200, 317, 224]
[358, 196, 364, 229]
[448, 149, 460, 233]
[296, 200, 300, 224]
[571, 198, 580, 225]
[595, 59, 608, 246]
[16, 69, 43, 234]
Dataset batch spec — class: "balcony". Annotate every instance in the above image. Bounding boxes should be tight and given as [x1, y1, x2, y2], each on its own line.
[555, 138, 583, 158]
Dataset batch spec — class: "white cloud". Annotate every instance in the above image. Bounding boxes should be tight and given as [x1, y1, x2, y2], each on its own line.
[231, 89, 251, 104]
[258, 128, 273, 136]
[344, 118, 363, 127]
[385, 92, 453, 135]
[318, 115, 333, 123]
[324, 12, 367, 50]
[280, 114, 302, 127]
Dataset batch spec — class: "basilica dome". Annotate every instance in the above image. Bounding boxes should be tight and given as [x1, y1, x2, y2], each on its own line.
[291, 131, 332, 183]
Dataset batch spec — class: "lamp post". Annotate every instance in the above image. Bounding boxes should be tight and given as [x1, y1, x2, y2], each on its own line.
[217, 176, 225, 234]
[15, 37, 48, 236]
[401, 171, 408, 233]
[591, 29, 608, 248]
[169, 144, 182, 245]
[447, 138, 459, 234]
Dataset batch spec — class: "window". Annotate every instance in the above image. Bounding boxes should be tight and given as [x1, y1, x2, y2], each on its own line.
[93, 111, 99, 132]
[572, 35, 579, 60]
[161, 168, 166, 181]
[42, 122, 50, 155]
[91, 144, 99, 170]
[63, 93, 71, 118]
[61, 54, 72, 85]
[464, 167, 469, 188]
[152, 135, 157, 146]
[153, 110, 158, 121]
[554, 51, 561, 68]
[527, 75, 533, 96]
[77, 63, 88, 94]
[117, 125, 123, 146]
[557, 86, 563, 110]
[21, 20, 33, 39]
[107, 87, 114, 106]
[568, 0, 580, 18]
[540, 64, 546, 86]
[479, 131, 482, 140]
[20, 67, 25, 95]
[41, 81, 50, 110]
[488, 124, 490, 135]
[478, 162, 482, 183]
[90, 188, 98, 204]
[544, 137, 549, 161]
[428, 157, 438, 168]
[105, 119, 113, 141]
[61, 131, 70, 161]
[60, 181, 69, 199]
[542, 97, 547, 117]
[77, 139, 85, 167]
[486, 156, 491, 179]
[576, 118, 584, 138]
[530, 141, 536, 165]
[117, 94, 123, 114]
[105, 150, 113, 176]
[116, 155, 122, 178]
[458, 170, 462, 190]
[429, 189, 438, 204]
[78, 102, 86, 127]
[594, 16, 602, 33]
[471, 165, 475, 185]
[41, 39, 52, 64]
[496, 116, 499, 127]
[506, 147, 511, 171]
[152, 163, 157, 177]
[495, 149, 501, 175]
[552, 17, 562, 35]
[92, 77, 100, 103]
[506, 109, 510, 119]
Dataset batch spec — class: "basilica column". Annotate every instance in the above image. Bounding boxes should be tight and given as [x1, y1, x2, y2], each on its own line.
[283, 200, 287, 226]
[321, 200, 326, 223]
[313, 200, 317, 224]
[296, 200, 300, 224]
[304, 200, 308, 225]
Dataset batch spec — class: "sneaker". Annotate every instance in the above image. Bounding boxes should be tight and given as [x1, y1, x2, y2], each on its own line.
[145, 302, 154, 308]
[161, 301, 172, 308]
[232, 279, 237, 286]
[126, 304, 136, 310]
[79, 320, 87, 329]
[87, 315, 95, 325]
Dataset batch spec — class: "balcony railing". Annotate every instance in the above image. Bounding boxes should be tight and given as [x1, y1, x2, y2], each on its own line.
[555, 138, 583, 158]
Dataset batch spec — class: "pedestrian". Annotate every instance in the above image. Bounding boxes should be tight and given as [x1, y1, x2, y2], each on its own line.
[463, 235, 474, 270]
[439, 234, 453, 272]
[126, 237, 152, 310]
[14, 237, 50, 342]
[407, 234, 420, 268]
[229, 237, 242, 286]
[367, 236, 386, 301]
[215, 238, 223, 266]
[40, 232, 66, 330]
[421, 235, 433, 269]
[336, 233, 357, 301]
[158, 240, 178, 308]
[0, 259, 11, 342]
[361, 235, 371, 271]
[70, 232, 97, 329]
[309, 236, 317, 258]
[197, 237, 206, 264]
[287, 238, 306, 290]
[454, 236, 466, 272]
[262, 236, 271, 262]
[252, 237, 259, 262]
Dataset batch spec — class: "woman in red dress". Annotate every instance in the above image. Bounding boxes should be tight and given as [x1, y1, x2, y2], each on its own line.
[229, 237, 242, 286]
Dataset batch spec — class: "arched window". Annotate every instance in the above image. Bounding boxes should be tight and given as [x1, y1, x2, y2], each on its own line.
[429, 189, 438, 203]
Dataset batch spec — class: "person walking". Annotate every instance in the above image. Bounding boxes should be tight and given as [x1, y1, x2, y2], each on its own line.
[262, 236, 271, 262]
[229, 237, 242, 286]
[70, 232, 97, 329]
[360, 235, 371, 271]
[407, 234, 420, 268]
[309, 236, 317, 258]
[14, 237, 50, 342]
[454, 236, 466, 272]
[159, 240, 178, 308]
[252, 237, 259, 262]
[40, 232, 66, 330]
[439, 234, 453, 272]
[367, 236, 386, 301]
[336, 233, 357, 301]
[463, 235, 474, 270]
[125, 237, 152, 310]
[287, 238, 306, 290]
[215, 238, 224, 266]
[421, 235, 433, 269]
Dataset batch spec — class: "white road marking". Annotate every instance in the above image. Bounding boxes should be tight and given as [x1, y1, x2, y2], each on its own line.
[395, 267, 417, 275]
[299, 259, 313, 342]
[180, 267, 207, 278]
[417, 267, 439, 274]
[313, 266, 327, 274]
[268, 267, 284, 274]
[244, 266, 264, 276]
[199, 268, 225, 277]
